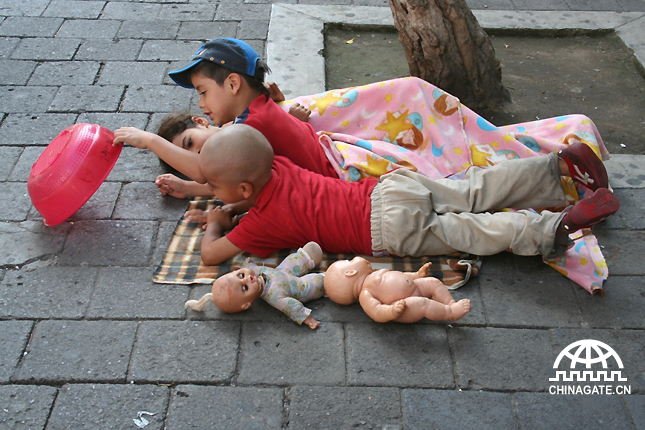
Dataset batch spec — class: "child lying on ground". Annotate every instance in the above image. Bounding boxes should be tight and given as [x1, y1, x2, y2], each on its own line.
[194, 124, 618, 268]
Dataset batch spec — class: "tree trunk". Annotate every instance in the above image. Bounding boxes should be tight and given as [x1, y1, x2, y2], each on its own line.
[388, 0, 510, 111]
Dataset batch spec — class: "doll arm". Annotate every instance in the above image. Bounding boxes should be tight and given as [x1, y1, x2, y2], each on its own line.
[358, 289, 406, 323]
[185, 293, 213, 311]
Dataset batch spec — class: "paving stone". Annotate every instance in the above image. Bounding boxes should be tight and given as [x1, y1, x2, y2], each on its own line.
[28, 61, 100, 86]
[514, 392, 633, 429]
[106, 147, 166, 182]
[0, 267, 97, 319]
[42, 0, 105, 19]
[512, 0, 570, 9]
[75, 39, 143, 61]
[565, 0, 623, 11]
[86, 267, 188, 319]
[354, 0, 389, 6]
[177, 21, 238, 40]
[624, 395, 645, 429]
[56, 19, 121, 39]
[47, 384, 170, 430]
[618, 0, 645, 12]
[120, 84, 192, 113]
[0, 220, 70, 267]
[98, 61, 169, 86]
[101, 2, 162, 20]
[166, 385, 283, 429]
[0, 181, 30, 221]
[479, 271, 582, 327]
[238, 321, 345, 385]
[601, 188, 645, 229]
[446, 277, 487, 326]
[465, 0, 515, 9]
[477, 250, 516, 276]
[139, 39, 201, 62]
[0, 320, 32, 382]
[158, 3, 217, 20]
[129, 320, 240, 384]
[550, 328, 645, 393]
[11, 38, 80, 61]
[14, 320, 136, 383]
[593, 228, 645, 275]
[605, 154, 645, 189]
[68, 181, 121, 221]
[0, 86, 58, 114]
[113, 181, 189, 221]
[0, 37, 19, 59]
[0, 60, 37, 85]
[451, 327, 554, 391]
[0, 385, 58, 430]
[117, 20, 180, 39]
[0, 146, 22, 180]
[59, 220, 157, 266]
[48, 84, 124, 113]
[0, 0, 50, 17]
[0, 17, 63, 37]
[289, 386, 402, 429]
[76, 112, 149, 133]
[0, 113, 78, 148]
[215, 2, 272, 20]
[403, 389, 518, 430]
[346, 323, 454, 388]
[575, 275, 645, 329]
[238, 20, 269, 40]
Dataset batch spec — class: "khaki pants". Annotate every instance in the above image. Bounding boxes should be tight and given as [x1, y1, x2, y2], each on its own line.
[370, 153, 567, 257]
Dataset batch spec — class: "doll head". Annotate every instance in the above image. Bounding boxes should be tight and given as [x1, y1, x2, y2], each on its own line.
[323, 256, 374, 305]
[185, 267, 265, 313]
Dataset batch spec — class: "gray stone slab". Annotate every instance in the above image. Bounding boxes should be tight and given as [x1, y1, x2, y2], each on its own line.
[625, 395, 645, 429]
[101, 63, 169, 88]
[238, 20, 269, 40]
[43, 0, 105, 19]
[0, 320, 32, 382]
[566, 0, 623, 11]
[113, 182, 189, 221]
[0, 267, 97, 319]
[238, 321, 345, 385]
[0, 146, 22, 180]
[28, 61, 100, 86]
[0, 0, 50, 17]
[106, 147, 166, 182]
[59, 220, 156, 266]
[618, 0, 645, 12]
[514, 392, 633, 429]
[601, 188, 645, 230]
[75, 39, 143, 61]
[87, 267, 188, 319]
[47, 384, 170, 430]
[0, 86, 58, 114]
[605, 154, 645, 189]
[593, 229, 645, 276]
[403, 389, 518, 430]
[550, 328, 645, 393]
[177, 21, 238, 40]
[48, 85, 124, 113]
[166, 385, 284, 429]
[479, 271, 582, 327]
[0, 60, 37, 85]
[129, 320, 240, 384]
[0, 182, 30, 221]
[289, 386, 402, 429]
[0, 37, 19, 59]
[575, 275, 645, 329]
[0, 385, 58, 430]
[101, 2, 162, 20]
[466, 0, 515, 9]
[512, 0, 570, 10]
[139, 40, 200, 62]
[0, 113, 78, 148]
[0, 220, 70, 267]
[76, 112, 149, 133]
[0, 17, 63, 37]
[121, 84, 192, 113]
[14, 320, 137, 383]
[449, 278, 488, 326]
[216, 2, 271, 20]
[158, 3, 217, 21]
[67, 181, 121, 221]
[118, 20, 180, 39]
[11, 38, 80, 61]
[56, 19, 121, 39]
[346, 323, 454, 388]
[451, 327, 554, 391]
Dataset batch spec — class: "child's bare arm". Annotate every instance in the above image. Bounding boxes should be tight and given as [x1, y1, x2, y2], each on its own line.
[201, 207, 243, 265]
[155, 174, 213, 199]
[113, 127, 205, 183]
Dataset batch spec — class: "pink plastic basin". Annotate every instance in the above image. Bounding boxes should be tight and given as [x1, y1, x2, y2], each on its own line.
[27, 123, 122, 226]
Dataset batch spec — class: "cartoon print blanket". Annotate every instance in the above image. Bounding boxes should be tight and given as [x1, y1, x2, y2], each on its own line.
[281, 77, 610, 295]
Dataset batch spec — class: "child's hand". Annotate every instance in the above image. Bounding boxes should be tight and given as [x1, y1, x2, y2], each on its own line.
[184, 209, 208, 225]
[265, 81, 285, 103]
[303, 315, 320, 329]
[289, 103, 311, 122]
[156, 174, 190, 198]
[206, 206, 236, 231]
[113, 127, 155, 149]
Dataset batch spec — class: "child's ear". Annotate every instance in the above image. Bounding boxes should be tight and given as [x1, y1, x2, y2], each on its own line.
[239, 182, 254, 199]
[227, 73, 242, 94]
[345, 269, 358, 277]
[191, 116, 210, 127]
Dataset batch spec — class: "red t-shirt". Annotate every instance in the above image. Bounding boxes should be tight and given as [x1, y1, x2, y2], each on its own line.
[226, 156, 377, 258]
[235, 95, 339, 178]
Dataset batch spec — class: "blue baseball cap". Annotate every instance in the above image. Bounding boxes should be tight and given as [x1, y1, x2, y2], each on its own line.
[169, 38, 261, 88]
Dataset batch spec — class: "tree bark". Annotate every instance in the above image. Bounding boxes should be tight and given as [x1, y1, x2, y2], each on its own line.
[388, 0, 510, 111]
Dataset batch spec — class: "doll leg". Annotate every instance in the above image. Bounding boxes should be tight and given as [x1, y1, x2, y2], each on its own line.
[393, 296, 471, 323]
[276, 247, 316, 277]
[298, 273, 326, 302]
[413, 277, 457, 305]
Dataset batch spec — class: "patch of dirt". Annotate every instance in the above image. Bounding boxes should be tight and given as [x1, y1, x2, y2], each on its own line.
[324, 26, 645, 154]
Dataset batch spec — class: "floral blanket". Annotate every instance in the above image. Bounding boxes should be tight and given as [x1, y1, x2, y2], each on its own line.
[282, 77, 610, 295]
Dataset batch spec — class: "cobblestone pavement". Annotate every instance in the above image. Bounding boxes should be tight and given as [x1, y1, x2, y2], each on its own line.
[1, 1, 644, 429]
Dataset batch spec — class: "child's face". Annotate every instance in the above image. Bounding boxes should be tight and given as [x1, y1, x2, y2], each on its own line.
[204, 175, 245, 204]
[212, 267, 265, 312]
[171, 125, 218, 154]
[191, 71, 237, 126]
